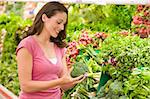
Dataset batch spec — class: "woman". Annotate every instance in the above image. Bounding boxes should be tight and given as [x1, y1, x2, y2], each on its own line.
[16, 1, 85, 99]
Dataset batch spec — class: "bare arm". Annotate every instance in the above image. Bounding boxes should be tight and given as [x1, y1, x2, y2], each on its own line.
[17, 48, 62, 93]
[17, 48, 84, 93]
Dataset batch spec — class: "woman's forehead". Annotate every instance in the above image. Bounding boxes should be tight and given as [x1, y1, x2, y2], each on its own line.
[52, 12, 67, 22]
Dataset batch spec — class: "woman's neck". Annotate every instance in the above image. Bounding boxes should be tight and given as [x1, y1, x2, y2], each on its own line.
[34, 34, 53, 46]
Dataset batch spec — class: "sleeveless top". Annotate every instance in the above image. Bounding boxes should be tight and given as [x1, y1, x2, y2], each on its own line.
[16, 36, 65, 99]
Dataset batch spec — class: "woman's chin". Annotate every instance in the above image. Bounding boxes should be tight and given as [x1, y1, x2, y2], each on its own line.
[51, 35, 58, 38]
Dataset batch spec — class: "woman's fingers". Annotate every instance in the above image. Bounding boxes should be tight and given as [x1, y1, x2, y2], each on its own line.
[74, 75, 84, 80]
[72, 75, 86, 84]
[61, 70, 87, 85]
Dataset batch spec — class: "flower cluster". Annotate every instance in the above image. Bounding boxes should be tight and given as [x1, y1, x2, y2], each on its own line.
[132, 5, 150, 38]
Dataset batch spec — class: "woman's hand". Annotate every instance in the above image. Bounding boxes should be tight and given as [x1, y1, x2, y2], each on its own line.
[60, 55, 86, 87]
[60, 67, 86, 85]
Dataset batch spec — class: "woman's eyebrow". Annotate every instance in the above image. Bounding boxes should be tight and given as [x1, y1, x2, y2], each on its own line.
[58, 19, 66, 24]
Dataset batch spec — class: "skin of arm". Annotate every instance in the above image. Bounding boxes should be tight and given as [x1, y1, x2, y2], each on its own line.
[17, 48, 63, 93]
[17, 48, 84, 93]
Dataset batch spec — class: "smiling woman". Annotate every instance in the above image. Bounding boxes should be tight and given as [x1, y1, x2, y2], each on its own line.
[16, 1, 86, 99]
[41, 12, 67, 38]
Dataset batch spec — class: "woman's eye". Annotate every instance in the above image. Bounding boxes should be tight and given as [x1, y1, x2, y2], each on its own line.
[57, 22, 61, 24]
[57, 21, 62, 24]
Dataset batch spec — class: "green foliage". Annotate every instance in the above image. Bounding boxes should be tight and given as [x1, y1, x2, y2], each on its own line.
[1, 13, 31, 63]
[67, 4, 136, 35]
[64, 30, 103, 99]
[0, 57, 19, 95]
[103, 5, 136, 29]
[0, 13, 31, 95]
[97, 34, 150, 98]
[99, 34, 150, 71]
[123, 67, 150, 98]
[64, 77, 97, 99]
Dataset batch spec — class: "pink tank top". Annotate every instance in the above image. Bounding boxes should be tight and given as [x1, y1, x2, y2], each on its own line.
[16, 36, 65, 99]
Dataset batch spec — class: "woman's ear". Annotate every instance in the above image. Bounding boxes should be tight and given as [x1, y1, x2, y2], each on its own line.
[42, 14, 48, 22]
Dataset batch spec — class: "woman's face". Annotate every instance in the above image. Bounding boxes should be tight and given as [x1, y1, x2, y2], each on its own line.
[42, 12, 67, 38]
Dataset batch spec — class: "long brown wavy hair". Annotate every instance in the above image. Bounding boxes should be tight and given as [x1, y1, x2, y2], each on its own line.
[26, 1, 68, 48]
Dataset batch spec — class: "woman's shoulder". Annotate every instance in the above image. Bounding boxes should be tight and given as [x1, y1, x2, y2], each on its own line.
[19, 36, 33, 44]
[16, 36, 34, 55]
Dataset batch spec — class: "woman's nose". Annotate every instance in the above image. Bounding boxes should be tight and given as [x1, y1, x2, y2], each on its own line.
[60, 24, 64, 30]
